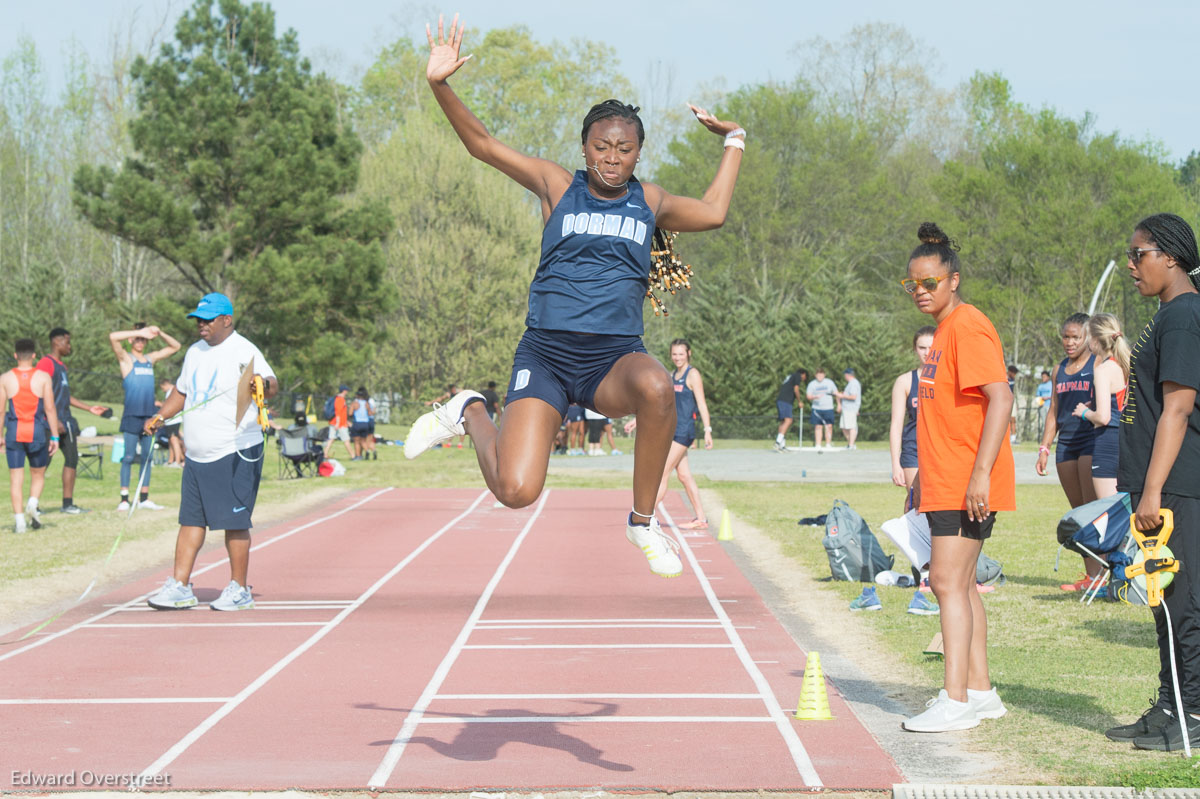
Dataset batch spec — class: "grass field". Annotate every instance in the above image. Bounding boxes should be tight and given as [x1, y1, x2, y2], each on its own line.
[3, 429, 1198, 786]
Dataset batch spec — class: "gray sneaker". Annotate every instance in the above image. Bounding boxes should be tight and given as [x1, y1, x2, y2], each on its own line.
[210, 580, 255, 611]
[25, 498, 41, 529]
[147, 577, 197, 610]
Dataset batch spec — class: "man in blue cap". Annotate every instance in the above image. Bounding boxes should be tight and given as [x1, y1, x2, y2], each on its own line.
[144, 292, 277, 611]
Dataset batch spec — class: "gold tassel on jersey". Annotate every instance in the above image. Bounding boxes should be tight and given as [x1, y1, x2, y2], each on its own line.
[646, 228, 693, 317]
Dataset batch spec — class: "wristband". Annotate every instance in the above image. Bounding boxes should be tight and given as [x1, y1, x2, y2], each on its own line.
[1039, 445, 1050, 455]
[704, 426, 713, 432]
[724, 137, 745, 151]
[724, 128, 746, 141]
[50, 436, 60, 442]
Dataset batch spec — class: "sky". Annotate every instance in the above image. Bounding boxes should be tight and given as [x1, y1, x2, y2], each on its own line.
[3, 0, 1197, 162]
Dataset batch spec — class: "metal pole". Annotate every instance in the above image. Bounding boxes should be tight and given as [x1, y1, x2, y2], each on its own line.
[1088, 259, 1117, 315]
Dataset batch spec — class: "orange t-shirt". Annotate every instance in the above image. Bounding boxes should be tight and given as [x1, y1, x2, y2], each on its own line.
[916, 303, 1016, 512]
[333, 395, 349, 428]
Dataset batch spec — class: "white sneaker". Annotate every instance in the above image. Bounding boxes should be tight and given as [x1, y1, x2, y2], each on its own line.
[14, 513, 27, 534]
[626, 517, 683, 578]
[117, 499, 131, 512]
[147, 577, 198, 610]
[210, 580, 255, 611]
[903, 689, 980, 732]
[25, 498, 41, 529]
[968, 686, 1007, 719]
[138, 499, 165, 510]
[404, 390, 484, 459]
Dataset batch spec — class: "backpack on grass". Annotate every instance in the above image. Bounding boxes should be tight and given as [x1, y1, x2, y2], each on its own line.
[822, 499, 894, 582]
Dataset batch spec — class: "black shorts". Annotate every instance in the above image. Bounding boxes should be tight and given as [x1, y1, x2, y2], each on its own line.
[586, 418, 606, 443]
[162, 423, 182, 439]
[58, 428, 79, 469]
[350, 422, 371, 439]
[926, 510, 996, 540]
[179, 444, 264, 531]
[506, 328, 648, 418]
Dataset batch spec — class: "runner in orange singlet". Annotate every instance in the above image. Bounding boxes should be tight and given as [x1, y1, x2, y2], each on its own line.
[0, 338, 60, 533]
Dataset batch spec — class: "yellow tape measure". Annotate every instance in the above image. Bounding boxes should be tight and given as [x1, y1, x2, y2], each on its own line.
[1125, 508, 1179, 607]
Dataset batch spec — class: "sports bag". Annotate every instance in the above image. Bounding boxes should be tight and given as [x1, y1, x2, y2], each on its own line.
[822, 499, 894, 582]
[323, 395, 337, 421]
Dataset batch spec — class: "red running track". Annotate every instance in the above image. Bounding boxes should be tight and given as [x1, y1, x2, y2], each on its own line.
[0, 487, 903, 791]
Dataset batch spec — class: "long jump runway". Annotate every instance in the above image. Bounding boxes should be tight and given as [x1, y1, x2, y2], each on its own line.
[1, 487, 902, 791]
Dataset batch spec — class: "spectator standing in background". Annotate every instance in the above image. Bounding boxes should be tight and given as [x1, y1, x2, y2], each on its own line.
[837, 368, 862, 449]
[806, 368, 838, 450]
[774, 367, 807, 452]
[1035, 370, 1053, 430]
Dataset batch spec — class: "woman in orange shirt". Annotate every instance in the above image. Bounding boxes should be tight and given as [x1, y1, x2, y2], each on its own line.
[902, 223, 1015, 733]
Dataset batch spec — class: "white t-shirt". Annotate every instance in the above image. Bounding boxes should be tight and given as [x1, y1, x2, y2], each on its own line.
[841, 378, 862, 413]
[807, 378, 838, 410]
[177, 331, 276, 463]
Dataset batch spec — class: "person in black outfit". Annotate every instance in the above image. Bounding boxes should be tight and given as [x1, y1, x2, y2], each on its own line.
[481, 381, 503, 422]
[1106, 213, 1200, 752]
[773, 368, 807, 451]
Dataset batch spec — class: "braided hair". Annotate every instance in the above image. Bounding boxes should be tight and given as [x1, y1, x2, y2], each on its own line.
[581, 100, 644, 147]
[1135, 213, 1200, 290]
[908, 222, 961, 274]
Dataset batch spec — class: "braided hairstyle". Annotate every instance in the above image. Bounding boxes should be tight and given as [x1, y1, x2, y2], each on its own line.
[1135, 213, 1200, 290]
[909, 222, 962, 274]
[581, 100, 644, 147]
[1087, 312, 1130, 382]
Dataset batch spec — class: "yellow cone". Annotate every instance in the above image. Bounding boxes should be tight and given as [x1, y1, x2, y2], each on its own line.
[794, 651, 833, 720]
[717, 508, 733, 541]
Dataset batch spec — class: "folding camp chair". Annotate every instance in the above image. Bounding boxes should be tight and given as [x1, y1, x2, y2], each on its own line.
[277, 425, 320, 478]
[1055, 492, 1134, 605]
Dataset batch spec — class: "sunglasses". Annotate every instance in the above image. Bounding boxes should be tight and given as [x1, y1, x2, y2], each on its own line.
[1126, 247, 1164, 264]
[900, 274, 953, 294]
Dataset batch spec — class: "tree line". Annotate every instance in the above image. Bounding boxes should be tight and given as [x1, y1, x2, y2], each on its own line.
[1, 0, 1196, 433]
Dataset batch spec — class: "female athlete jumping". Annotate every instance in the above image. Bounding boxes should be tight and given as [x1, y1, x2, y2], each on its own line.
[404, 15, 745, 578]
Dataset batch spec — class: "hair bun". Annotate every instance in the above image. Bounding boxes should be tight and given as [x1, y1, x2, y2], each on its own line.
[917, 222, 949, 246]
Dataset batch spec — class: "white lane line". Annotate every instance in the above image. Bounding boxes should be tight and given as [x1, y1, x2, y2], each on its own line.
[87, 622, 328, 628]
[0, 697, 230, 705]
[368, 490, 550, 790]
[477, 619, 720, 623]
[661, 505, 823, 788]
[462, 643, 733, 650]
[137, 489, 491, 782]
[477, 618, 714, 624]
[1, 488, 395, 663]
[417, 715, 773, 724]
[435, 693, 761, 700]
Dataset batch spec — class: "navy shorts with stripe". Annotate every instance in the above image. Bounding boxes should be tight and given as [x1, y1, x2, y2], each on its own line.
[179, 444, 264, 531]
[505, 328, 648, 418]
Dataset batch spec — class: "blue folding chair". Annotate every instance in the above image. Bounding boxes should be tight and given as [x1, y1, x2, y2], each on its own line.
[1055, 492, 1134, 605]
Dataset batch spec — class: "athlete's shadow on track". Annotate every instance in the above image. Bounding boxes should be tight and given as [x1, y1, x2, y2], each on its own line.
[362, 702, 635, 771]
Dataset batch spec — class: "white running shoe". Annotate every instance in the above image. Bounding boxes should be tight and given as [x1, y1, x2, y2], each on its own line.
[117, 499, 131, 512]
[14, 513, 27, 534]
[404, 390, 484, 460]
[968, 686, 1007, 719]
[138, 499, 165, 510]
[210, 580, 255, 611]
[147, 577, 197, 610]
[25, 498, 41, 529]
[626, 517, 683, 578]
[903, 689, 980, 732]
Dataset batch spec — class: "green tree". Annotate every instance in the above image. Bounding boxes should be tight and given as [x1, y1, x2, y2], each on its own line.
[72, 0, 393, 388]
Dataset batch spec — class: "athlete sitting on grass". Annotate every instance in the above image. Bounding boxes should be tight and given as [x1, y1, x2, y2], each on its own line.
[404, 15, 745, 578]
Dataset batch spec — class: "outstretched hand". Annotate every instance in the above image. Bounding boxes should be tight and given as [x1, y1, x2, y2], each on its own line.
[426, 14, 471, 83]
[687, 103, 742, 138]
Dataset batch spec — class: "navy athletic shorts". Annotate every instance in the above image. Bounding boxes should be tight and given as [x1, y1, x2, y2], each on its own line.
[810, 408, 836, 426]
[179, 444, 264, 531]
[1091, 426, 1118, 478]
[900, 441, 919, 470]
[506, 328, 648, 418]
[776, 401, 793, 422]
[6, 440, 50, 469]
[566, 405, 585, 423]
[1055, 436, 1095, 464]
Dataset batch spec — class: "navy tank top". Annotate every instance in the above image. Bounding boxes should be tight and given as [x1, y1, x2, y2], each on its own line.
[528, 171, 656, 335]
[674, 365, 697, 438]
[121, 356, 157, 421]
[901, 369, 918, 454]
[1055, 353, 1095, 448]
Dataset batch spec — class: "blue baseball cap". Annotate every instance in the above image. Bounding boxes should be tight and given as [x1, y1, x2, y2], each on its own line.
[187, 292, 234, 320]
